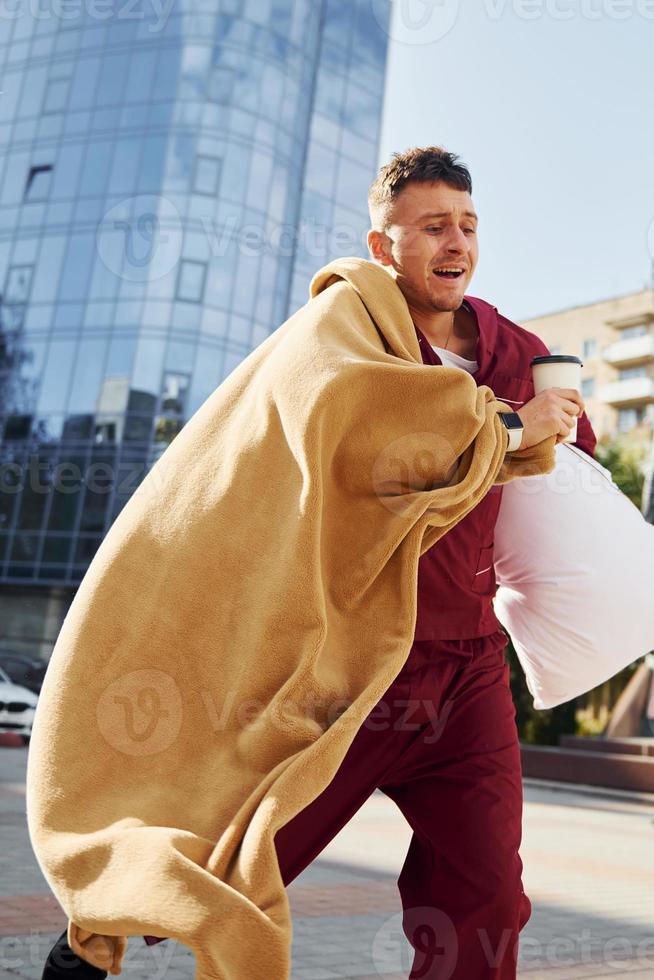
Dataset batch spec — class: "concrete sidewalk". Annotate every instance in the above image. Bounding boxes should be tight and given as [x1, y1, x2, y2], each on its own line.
[2, 743, 653, 979]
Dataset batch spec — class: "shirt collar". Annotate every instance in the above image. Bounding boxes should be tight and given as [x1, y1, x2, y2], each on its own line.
[414, 295, 499, 380]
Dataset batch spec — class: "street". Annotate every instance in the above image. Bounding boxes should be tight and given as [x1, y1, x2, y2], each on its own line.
[2, 744, 653, 979]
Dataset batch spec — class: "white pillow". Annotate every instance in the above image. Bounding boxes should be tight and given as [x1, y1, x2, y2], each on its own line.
[493, 442, 654, 709]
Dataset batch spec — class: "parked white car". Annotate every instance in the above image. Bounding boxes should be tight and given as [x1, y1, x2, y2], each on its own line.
[0, 666, 38, 742]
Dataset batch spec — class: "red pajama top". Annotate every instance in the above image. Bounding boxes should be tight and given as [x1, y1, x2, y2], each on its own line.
[414, 296, 598, 641]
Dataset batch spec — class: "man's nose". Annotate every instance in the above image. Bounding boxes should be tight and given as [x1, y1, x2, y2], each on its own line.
[445, 227, 469, 253]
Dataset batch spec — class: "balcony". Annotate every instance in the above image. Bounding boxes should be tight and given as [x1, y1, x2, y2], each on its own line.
[602, 333, 654, 366]
[598, 376, 654, 406]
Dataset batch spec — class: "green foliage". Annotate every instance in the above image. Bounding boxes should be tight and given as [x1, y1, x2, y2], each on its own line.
[505, 636, 580, 745]
[594, 440, 645, 508]
[506, 636, 643, 744]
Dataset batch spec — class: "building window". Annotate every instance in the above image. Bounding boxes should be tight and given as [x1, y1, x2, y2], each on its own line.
[24, 164, 54, 202]
[617, 408, 635, 432]
[94, 421, 117, 444]
[4, 265, 33, 304]
[193, 156, 222, 197]
[207, 67, 234, 103]
[154, 372, 190, 446]
[581, 377, 595, 397]
[621, 323, 650, 339]
[42, 78, 70, 114]
[617, 407, 645, 432]
[582, 338, 597, 359]
[160, 372, 190, 414]
[175, 260, 207, 303]
[2, 265, 33, 332]
[153, 416, 184, 444]
[3, 415, 32, 440]
[618, 366, 649, 381]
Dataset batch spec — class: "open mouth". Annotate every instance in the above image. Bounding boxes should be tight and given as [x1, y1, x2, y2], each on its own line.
[433, 267, 464, 280]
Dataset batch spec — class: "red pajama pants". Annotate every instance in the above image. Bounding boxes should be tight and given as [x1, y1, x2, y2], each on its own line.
[273, 627, 531, 980]
[144, 628, 530, 978]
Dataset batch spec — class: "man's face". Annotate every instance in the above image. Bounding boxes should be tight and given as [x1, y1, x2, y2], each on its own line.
[368, 181, 479, 314]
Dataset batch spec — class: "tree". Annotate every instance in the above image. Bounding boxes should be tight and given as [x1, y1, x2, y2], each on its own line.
[594, 439, 645, 509]
[506, 637, 579, 746]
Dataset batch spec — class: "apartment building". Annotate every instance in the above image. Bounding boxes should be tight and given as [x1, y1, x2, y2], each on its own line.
[523, 289, 654, 443]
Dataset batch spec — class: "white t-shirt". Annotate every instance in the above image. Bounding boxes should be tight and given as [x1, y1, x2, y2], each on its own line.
[431, 345, 478, 374]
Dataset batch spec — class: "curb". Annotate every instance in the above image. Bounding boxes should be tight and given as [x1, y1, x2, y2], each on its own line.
[523, 775, 654, 807]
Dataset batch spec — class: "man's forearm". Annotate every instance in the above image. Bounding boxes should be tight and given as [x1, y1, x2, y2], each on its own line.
[493, 432, 557, 485]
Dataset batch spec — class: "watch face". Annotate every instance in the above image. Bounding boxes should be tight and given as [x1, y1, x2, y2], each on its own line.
[502, 412, 523, 429]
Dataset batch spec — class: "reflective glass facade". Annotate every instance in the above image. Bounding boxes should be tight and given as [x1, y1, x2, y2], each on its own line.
[0, 0, 390, 606]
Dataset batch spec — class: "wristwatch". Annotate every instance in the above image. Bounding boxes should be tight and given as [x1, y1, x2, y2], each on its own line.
[498, 411, 524, 452]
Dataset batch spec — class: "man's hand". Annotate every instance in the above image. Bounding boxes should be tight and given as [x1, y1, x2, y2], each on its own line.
[516, 388, 586, 450]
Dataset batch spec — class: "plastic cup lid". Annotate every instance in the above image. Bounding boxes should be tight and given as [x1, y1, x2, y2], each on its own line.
[530, 355, 583, 367]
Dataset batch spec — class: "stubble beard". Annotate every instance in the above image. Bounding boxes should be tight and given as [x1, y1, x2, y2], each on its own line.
[430, 297, 461, 313]
[425, 285, 464, 314]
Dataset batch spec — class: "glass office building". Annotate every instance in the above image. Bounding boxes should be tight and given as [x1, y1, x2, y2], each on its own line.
[0, 0, 390, 653]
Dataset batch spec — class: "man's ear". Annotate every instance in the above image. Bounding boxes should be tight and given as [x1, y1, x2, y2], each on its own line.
[367, 229, 393, 266]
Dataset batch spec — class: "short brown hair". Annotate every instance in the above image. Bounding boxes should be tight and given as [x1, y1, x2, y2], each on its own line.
[368, 146, 472, 230]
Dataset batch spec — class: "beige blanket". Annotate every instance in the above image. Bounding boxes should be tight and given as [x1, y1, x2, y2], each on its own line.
[26, 257, 555, 979]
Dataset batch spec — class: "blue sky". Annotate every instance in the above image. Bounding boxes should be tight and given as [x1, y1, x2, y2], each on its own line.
[376, 0, 654, 321]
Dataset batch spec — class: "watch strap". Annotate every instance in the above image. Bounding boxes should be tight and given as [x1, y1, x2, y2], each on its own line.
[505, 425, 523, 452]
[499, 411, 524, 452]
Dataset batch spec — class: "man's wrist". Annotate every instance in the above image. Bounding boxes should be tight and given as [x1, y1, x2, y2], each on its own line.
[515, 410, 524, 450]
[499, 411, 524, 452]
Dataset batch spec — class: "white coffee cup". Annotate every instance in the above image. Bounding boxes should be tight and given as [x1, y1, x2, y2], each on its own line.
[530, 355, 583, 444]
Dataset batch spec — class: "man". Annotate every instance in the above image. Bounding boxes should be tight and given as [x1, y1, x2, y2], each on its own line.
[41, 148, 589, 980]
[363, 147, 596, 642]
[276, 149, 594, 978]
